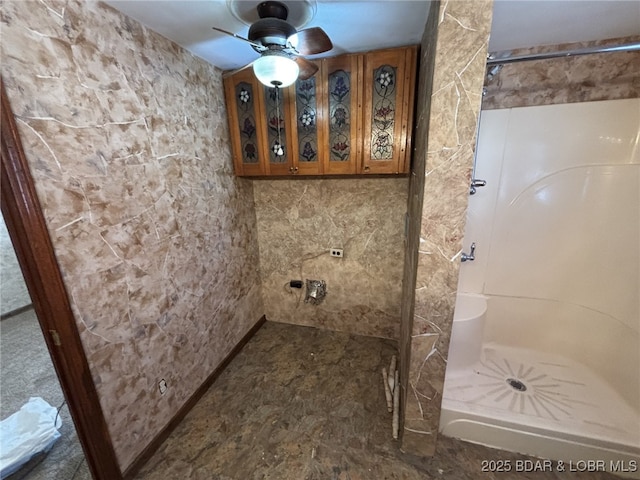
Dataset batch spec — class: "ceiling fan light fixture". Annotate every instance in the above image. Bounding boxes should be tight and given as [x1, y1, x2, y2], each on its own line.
[253, 51, 299, 87]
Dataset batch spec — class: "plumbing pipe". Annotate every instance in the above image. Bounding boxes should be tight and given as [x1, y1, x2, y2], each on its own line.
[382, 368, 393, 412]
[392, 370, 399, 439]
[388, 355, 396, 391]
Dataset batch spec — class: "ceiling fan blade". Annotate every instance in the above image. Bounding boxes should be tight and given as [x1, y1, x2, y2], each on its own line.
[222, 60, 256, 79]
[295, 57, 319, 80]
[212, 26, 267, 52]
[294, 27, 333, 55]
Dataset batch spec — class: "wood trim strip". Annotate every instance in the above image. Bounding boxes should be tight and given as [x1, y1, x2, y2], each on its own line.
[0, 77, 123, 479]
[401, 46, 418, 173]
[355, 54, 364, 174]
[314, 60, 327, 175]
[122, 315, 268, 479]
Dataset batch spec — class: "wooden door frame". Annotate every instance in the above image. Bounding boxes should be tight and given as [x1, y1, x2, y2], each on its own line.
[1, 78, 122, 479]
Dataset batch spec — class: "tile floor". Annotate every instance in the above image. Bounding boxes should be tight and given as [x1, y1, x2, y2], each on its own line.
[1, 310, 90, 480]
[134, 321, 621, 480]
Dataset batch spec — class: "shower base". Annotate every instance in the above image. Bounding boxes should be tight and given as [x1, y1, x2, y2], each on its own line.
[440, 344, 640, 478]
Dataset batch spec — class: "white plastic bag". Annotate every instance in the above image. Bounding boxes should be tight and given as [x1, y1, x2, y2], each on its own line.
[0, 397, 62, 478]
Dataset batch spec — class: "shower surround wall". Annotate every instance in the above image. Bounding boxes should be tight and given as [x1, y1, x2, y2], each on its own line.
[254, 178, 408, 339]
[401, 0, 493, 456]
[442, 37, 640, 465]
[446, 98, 640, 461]
[483, 35, 640, 109]
[1, 0, 263, 472]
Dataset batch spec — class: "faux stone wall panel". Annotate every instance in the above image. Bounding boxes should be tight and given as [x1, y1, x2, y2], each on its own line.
[254, 178, 407, 339]
[1, 0, 263, 471]
[402, 0, 493, 456]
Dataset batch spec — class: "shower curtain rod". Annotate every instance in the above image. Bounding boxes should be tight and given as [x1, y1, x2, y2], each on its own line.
[486, 42, 640, 66]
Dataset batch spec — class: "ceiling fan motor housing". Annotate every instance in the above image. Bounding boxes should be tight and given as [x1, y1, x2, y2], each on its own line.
[248, 18, 296, 47]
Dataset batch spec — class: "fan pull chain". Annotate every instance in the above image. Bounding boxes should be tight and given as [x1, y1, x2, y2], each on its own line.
[275, 85, 284, 157]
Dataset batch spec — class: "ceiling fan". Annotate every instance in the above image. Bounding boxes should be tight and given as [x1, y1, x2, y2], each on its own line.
[212, 0, 333, 88]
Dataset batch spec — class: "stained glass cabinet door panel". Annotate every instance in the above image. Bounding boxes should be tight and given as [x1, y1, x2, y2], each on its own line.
[289, 61, 325, 175]
[224, 69, 268, 176]
[362, 46, 416, 174]
[322, 54, 360, 175]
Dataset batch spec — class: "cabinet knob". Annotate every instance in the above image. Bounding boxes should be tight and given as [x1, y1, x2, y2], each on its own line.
[289, 166, 299, 174]
[364, 165, 370, 171]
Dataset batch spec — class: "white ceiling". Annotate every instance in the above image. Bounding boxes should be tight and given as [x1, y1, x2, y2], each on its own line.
[489, 0, 640, 51]
[105, 0, 640, 71]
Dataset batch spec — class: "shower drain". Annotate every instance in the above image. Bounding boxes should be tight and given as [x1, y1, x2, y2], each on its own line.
[506, 378, 527, 392]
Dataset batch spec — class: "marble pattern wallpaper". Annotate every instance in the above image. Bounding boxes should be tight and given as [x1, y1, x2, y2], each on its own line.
[401, 0, 493, 456]
[483, 36, 640, 109]
[1, 0, 263, 471]
[254, 178, 408, 340]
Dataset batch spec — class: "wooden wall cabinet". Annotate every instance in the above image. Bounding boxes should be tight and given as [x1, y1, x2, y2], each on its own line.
[224, 46, 417, 177]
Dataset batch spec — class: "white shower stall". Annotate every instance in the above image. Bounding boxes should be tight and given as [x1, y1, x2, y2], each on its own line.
[441, 98, 640, 477]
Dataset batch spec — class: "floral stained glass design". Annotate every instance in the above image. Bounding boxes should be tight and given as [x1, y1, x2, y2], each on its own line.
[235, 83, 259, 164]
[370, 65, 397, 160]
[265, 87, 287, 164]
[329, 70, 351, 162]
[296, 78, 318, 163]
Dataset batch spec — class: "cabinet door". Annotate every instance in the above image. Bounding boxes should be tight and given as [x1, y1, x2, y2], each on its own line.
[362, 47, 414, 174]
[224, 69, 268, 176]
[322, 54, 360, 175]
[289, 62, 324, 175]
[262, 85, 295, 175]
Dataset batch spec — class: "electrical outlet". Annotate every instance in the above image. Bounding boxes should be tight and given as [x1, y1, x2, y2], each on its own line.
[158, 379, 168, 395]
[330, 248, 343, 258]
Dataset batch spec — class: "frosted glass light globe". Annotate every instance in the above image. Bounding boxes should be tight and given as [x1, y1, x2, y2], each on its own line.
[253, 53, 299, 88]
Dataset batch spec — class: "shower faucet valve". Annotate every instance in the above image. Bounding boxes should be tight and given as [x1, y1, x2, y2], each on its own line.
[470, 179, 487, 195]
[461, 242, 476, 262]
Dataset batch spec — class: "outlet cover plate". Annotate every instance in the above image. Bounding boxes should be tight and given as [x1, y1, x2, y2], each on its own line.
[330, 248, 343, 258]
